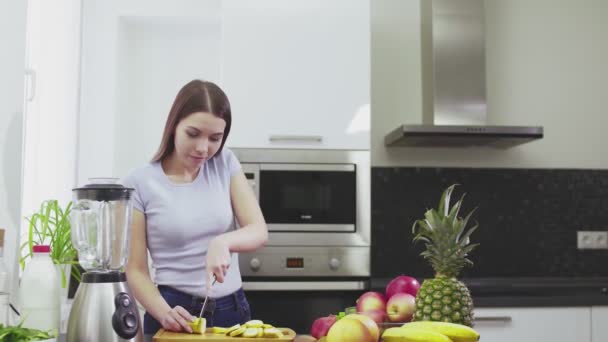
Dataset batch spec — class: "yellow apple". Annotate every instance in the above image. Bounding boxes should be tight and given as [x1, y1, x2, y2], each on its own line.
[327, 317, 374, 342]
[344, 314, 380, 342]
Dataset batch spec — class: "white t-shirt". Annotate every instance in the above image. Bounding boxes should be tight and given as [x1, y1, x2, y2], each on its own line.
[121, 148, 242, 298]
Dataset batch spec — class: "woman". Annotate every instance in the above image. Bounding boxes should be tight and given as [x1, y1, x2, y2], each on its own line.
[123, 79, 268, 334]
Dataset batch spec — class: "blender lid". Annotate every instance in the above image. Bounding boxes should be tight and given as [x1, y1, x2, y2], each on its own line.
[73, 177, 134, 201]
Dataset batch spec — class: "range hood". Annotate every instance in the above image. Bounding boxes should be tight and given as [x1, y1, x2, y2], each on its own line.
[385, 0, 543, 148]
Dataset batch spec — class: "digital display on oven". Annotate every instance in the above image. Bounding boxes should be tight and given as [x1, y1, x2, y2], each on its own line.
[286, 257, 304, 268]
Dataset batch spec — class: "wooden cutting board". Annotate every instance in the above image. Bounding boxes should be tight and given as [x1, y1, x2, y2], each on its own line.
[153, 328, 297, 342]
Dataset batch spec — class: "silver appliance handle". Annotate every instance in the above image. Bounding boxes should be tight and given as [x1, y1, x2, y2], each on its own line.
[269, 135, 323, 143]
[260, 163, 354, 172]
[474, 316, 512, 323]
[242, 280, 368, 291]
[268, 223, 355, 232]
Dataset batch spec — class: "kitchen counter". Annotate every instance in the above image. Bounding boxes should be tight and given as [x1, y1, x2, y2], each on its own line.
[372, 277, 608, 307]
[59, 334, 316, 341]
[58, 335, 154, 342]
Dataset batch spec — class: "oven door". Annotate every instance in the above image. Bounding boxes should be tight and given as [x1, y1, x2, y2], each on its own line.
[259, 164, 356, 232]
[244, 282, 368, 334]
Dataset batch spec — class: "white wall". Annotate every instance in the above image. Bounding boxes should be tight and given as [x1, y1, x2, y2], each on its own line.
[372, 0, 608, 168]
[0, 0, 27, 300]
[78, 0, 222, 185]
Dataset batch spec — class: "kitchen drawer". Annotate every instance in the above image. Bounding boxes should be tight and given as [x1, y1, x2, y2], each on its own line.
[474, 307, 590, 342]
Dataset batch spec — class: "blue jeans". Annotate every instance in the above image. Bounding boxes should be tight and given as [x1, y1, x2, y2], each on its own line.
[143, 286, 251, 334]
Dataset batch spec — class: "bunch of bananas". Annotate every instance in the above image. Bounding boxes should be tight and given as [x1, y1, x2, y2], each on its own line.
[211, 320, 284, 338]
[382, 321, 480, 342]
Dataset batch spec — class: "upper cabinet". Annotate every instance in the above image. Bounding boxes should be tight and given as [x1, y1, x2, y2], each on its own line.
[221, 0, 370, 150]
[78, 1, 370, 183]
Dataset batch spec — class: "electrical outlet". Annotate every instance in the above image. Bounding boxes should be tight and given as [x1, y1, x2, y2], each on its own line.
[577, 231, 608, 250]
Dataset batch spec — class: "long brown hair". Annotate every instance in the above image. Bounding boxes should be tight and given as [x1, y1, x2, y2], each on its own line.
[152, 80, 232, 162]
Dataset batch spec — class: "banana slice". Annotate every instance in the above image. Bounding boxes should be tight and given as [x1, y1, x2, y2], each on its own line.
[257, 327, 265, 337]
[245, 319, 264, 328]
[242, 327, 260, 338]
[224, 324, 241, 335]
[262, 323, 274, 329]
[263, 327, 283, 338]
[229, 325, 247, 337]
[210, 326, 227, 334]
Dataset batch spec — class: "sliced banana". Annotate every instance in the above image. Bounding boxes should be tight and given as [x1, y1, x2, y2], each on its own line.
[263, 327, 283, 338]
[210, 326, 227, 334]
[224, 323, 241, 335]
[242, 327, 260, 338]
[245, 319, 264, 328]
[229, 325, 247, 337]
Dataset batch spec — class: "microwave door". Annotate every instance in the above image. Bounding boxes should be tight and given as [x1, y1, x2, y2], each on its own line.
[259, 164, 356, 233]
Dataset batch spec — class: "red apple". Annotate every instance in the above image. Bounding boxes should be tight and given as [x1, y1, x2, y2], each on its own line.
[356, 291, 387, 313]
[360, 309, 387, 325]
[386, 293, 416, 323]
[310, 315, 337, 339]
[385, 275, 421, 299]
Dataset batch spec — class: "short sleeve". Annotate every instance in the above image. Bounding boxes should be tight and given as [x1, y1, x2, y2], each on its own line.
[120, 169, 145, 213]
[223, 148, 242, 176]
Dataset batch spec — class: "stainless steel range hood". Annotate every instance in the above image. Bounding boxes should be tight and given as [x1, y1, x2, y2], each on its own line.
[385, 0, 543, 148]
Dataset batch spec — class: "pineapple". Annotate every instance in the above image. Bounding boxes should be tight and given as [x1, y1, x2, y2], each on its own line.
[411, 184, 479, 327]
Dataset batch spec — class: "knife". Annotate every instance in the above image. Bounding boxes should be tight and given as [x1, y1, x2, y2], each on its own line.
[198, 275, 217, 318]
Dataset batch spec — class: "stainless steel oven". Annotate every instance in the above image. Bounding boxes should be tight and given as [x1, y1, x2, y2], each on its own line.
[232, 148, 370, 284]
[232, 148, 370, 333]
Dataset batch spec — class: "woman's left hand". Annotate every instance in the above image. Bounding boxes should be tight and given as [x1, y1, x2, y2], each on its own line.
[206, 236, 231, 289]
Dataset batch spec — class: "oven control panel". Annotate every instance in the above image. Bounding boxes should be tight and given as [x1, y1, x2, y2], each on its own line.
[239, 246, 370, 277]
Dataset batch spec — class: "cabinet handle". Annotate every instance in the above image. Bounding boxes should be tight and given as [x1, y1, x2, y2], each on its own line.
[24, 68, 36, 102]
[269, 135, 323, 143]
[474, 316, 512, 323]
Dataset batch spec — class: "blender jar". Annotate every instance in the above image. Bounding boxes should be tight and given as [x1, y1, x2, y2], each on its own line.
[70, 178, 134, 272]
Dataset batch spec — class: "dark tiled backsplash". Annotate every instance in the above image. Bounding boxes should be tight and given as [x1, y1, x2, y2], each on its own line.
[372, 167, 608, 279]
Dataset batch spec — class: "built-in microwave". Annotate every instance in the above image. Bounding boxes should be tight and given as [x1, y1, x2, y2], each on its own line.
[243, 163, 356, 232]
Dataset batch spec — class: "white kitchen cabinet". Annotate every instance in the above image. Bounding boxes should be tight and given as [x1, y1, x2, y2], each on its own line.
[221, 0, 370, 150]
[78, 0, 223, 183]
[79, 0, 370, 184]
[592, 306, 608, 342]
[474, 307, 591, 342]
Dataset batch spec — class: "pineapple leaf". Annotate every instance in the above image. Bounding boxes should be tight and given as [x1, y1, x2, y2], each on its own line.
[413, 218, 432, 234]
[448, 194, 465, 226]
[461, 243, 479, 255]
[438, 184, 457, 217]
[413, 235, 431, 244]
[456, 208, 477, 241]
[458, 223, 479, 248]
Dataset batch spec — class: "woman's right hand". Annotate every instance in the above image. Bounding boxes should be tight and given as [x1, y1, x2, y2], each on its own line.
[158, 305, 195, 333]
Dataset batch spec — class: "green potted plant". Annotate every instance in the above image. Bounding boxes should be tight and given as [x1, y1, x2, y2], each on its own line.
[20, 200, 81, 291]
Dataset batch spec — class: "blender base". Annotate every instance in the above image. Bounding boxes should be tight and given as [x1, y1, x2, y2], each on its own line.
[67, 272, 143, 342]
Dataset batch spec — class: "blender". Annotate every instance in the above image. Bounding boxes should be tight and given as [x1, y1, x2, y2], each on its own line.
[67, 178, 142, 341]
